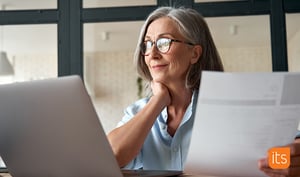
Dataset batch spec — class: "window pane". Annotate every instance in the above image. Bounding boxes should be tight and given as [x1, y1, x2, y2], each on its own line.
[84, 22, 143, 133]
[0, 24, 57, 84]
[84, 0, 156, 8]
[286, 13, 300, 72]
[1, 0, 56, 10]
[206, 15, 272, 72]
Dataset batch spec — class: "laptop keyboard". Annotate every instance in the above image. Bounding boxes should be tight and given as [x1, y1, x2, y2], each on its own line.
[122, 169, 182, 177]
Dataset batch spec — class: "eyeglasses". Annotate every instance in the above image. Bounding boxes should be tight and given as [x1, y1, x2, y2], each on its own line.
[140, 37, 194, 56]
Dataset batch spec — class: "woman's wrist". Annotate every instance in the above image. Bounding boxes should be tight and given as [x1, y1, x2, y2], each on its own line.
[150, 94, 169, 108]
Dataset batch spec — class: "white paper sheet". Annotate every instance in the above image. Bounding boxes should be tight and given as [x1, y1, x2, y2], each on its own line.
[0, 156, 5, 168]
[185, 71, 300, 177]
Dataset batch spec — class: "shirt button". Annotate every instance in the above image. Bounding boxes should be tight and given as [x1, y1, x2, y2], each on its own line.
[173, 147, 178, 152]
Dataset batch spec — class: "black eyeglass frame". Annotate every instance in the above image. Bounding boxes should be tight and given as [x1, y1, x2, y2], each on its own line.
[140, 37, 195, 56]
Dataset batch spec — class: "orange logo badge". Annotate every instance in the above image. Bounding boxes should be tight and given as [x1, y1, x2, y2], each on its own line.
[268, 147, 290, 169]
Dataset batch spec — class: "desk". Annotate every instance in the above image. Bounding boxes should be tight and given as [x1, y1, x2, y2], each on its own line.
[0, 173, 214, 177]
[0, 173, 10, 177]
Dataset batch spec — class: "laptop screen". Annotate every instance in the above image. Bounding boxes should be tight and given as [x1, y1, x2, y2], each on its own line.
[0, 76, 123, 177]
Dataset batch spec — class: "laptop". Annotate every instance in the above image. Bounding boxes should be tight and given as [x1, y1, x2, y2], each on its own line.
[0, 76, 182, 177]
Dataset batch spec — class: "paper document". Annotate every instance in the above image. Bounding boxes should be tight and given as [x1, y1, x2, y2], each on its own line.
[0, 156, 5, 168]
[185, 71, 300, 177]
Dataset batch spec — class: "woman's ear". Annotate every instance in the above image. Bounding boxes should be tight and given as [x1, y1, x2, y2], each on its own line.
[190, 45, 202, 64]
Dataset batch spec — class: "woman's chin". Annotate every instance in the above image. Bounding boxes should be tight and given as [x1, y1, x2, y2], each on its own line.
[152, 78, 166, 83]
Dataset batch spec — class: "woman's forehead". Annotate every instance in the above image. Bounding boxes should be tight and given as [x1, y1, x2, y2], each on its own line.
[145, 17, 182, 38]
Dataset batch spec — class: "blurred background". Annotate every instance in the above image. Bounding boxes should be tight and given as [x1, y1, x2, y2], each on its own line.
[0, 0, 299, 134]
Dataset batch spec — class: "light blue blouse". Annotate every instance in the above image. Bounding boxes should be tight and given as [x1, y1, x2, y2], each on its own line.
[117, 91, 198, 170]
[117, 90, 300, 170]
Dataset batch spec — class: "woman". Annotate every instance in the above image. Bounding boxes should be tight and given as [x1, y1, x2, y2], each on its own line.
[108, 6, 223, 170]
[108, 6, 300, 176]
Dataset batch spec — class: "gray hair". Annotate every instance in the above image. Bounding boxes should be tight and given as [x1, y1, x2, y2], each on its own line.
[134, 6, 223, 91]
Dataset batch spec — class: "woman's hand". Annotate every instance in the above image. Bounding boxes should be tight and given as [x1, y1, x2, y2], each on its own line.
[108, 80, 172, 167]
[151, 81, 171, 106]
[258, 139, 300, 177]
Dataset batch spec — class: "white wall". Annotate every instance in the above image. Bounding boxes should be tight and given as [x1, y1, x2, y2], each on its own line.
[84, 51, 141, 133]
[288, 30, 300, 72]
[220, 46, 272, 72]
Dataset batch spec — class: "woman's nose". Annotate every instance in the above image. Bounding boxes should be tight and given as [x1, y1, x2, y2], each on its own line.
[148, 44, 160, 58]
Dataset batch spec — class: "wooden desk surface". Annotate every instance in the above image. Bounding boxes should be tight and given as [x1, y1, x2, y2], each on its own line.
[0, 173, 11, 177]
[0, 173, 215, 177]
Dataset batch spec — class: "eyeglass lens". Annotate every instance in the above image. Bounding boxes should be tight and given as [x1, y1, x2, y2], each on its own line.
[141, 38, 171, 55]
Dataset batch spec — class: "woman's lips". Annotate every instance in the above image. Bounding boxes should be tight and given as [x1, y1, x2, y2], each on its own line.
[151, 64, 168, 70]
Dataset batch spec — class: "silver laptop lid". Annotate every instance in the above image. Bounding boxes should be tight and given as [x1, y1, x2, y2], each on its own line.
[0, 76, 122, 177]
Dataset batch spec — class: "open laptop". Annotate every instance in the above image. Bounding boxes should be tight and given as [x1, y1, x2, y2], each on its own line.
[0, 76, 182, 177]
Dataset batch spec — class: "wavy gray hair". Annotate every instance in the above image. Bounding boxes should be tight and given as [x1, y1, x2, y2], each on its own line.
[134, 6, 223, 92]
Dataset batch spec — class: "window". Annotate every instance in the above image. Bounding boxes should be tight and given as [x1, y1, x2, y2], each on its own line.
[83, 0, 156, 8]
[206, 15, 272, 72]
[286, 13, 300, 72]
[2, 0, 56, 10]
[84, 21, 143, 133]
[0, 25, 57, 85]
